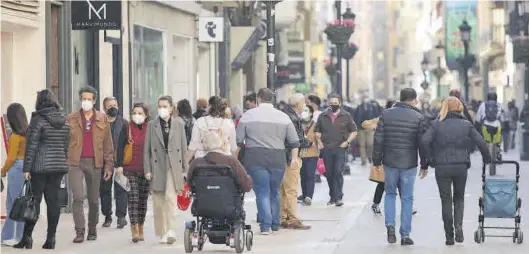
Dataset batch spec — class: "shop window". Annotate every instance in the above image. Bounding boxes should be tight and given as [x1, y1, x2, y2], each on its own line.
[133, 25, 165, 112]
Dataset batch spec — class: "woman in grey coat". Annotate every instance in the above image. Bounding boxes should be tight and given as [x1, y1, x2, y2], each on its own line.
[144, 95, 188, 244]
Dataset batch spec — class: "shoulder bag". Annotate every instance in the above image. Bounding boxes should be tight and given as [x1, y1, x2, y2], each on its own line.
[123, 125, 133, 165]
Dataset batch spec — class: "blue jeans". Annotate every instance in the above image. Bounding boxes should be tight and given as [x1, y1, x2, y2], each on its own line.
[1, 160, 25, 243]
[384, 166, 417, 238]
[248, 166, 284, 233]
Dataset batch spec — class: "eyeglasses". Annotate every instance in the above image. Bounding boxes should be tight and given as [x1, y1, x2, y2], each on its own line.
[85, 119, 92, 132]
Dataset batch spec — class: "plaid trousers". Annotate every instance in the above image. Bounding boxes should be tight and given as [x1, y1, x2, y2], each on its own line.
[124, 171, 150, 225]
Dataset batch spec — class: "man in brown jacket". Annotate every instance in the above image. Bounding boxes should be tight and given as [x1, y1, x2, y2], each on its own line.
[67, 86, 114, 243]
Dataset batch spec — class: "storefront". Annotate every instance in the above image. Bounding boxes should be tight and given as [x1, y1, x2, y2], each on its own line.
[129, 1, 199, 111]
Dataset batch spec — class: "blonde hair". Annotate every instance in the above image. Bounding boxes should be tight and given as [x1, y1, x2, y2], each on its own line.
[439, 96, 464, 121]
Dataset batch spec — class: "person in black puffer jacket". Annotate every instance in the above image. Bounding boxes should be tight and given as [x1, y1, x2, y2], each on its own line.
[14, 89, 70, 250]
[372, 88, 428, 246]
[421, 96, 491, 246]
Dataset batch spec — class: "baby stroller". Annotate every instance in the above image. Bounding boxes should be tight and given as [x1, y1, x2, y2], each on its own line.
[184, 164, 254, 253]
[474, 160, 523, 244]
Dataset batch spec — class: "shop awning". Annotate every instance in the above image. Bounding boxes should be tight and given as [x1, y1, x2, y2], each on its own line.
[231, 25, 265, 71]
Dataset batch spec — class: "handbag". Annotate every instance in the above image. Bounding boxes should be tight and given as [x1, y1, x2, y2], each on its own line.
[369, 165, 385, 183]
[316, 158, 326, 175]
[9, 180, 38, 222]
[123, 125, 133, 165]
[177, 183, 192, 211]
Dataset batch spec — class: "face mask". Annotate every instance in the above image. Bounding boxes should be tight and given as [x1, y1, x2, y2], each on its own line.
[81, 100, 94, 112]
[106, 107, 118, 117]
[132, 114, 146, 125]
[158, 108, 170, 119]
[330, 105, 340, 112]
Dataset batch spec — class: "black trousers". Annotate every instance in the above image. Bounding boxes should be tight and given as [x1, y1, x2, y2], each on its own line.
[100, 169, 127, 218]
[373, 182, 401, 204]
[435, 165, 468, 238]
[24, 173, 65, 238]
[300, 157, 318, 199]
[321, 148, 346, 201]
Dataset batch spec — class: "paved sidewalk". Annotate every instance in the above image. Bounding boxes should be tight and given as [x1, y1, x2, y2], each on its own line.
[332, 149, 528, 254]
[1, 162, 374, 253]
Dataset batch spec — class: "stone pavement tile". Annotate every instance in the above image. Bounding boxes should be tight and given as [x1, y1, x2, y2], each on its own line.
[331, 151, 528, 254]
[1, 162, 375, 253]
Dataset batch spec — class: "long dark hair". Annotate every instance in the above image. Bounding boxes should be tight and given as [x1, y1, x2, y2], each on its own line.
[6, 103, 28, 136]
[177, 99, 193, 118]
[208, 96, 227, 118]
[35, 89, 61, 111]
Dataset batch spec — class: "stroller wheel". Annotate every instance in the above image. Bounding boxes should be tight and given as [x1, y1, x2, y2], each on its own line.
[517, 231, 524, 244]
[184, 228, 194, 253]
[474, 230, 483, 244]
[246, 230, 253, 251]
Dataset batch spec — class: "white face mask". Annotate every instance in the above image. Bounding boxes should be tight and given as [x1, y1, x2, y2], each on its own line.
[81, 100, 94, 111]
[132, 114, 146, 125]
[158, 108, 170, 119]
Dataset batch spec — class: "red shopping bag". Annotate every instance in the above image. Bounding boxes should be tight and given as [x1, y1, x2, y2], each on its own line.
[177, 183, 192, 211]
[316, 158, 326, 175]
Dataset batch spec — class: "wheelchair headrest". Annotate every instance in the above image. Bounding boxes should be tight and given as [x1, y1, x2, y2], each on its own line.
[191, 164, 234, 178]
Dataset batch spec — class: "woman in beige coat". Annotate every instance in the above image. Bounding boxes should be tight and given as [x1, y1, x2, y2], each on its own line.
[144, 95, 188, 244]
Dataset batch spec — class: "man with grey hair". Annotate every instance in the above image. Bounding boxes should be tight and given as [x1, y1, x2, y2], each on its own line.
[279, 93, 311, 230]
[236, 88, 301, 234]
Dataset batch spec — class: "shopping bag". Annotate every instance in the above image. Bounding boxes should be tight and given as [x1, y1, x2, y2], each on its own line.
[177, 183, 192, 211]
[316, 158, 326, 175]
[9, 180, 38, 222]
[369, 166, 385, 183]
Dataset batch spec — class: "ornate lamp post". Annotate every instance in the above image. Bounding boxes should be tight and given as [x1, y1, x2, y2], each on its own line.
[342, 42, 358, 102]
[420, 53, 429, 91]
[432, 41, 447, 98]
[325, 4, 355, 97]
[263, 0, 282, 91]
[459, 20, 473, 102]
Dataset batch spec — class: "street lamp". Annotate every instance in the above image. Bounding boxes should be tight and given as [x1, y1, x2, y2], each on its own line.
[407, 71, 414, 88]
[433, 41, 446, 98]
[459, 20, 472, 102]
[420, 54, 429, 91]
[264, 0, 282, 91]
[342, 42, 358, 102]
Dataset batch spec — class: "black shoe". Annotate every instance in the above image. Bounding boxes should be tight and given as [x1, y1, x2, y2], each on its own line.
[256, 213, 260, 223]
[372, 204, 381, 214]
[386, 225, 397, 244]
[117, 217, 128, 229]
[102, 216, 112, 228]
[315, 174, 322, 183]
[455, 229, 464, 243]
[42, 236, 56, 249]
[445, 237, 455, 246]
[327, 200, 335, 206]
[13, 236, 33, 249]
[335, 199, 344, 207]
[401, 238, 414, 246]
[297, 195, 304, 203]
[87, 227, 97, 241]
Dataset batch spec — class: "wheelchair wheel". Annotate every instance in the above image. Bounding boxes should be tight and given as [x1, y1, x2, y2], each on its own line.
[234, 224, 245, 253]
[184, 228, 194, 253]
[517, 230, 524, 244]
[245, 230, 253, 251]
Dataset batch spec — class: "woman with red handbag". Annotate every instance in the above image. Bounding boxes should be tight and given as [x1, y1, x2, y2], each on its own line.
[116, 103, 150, 243]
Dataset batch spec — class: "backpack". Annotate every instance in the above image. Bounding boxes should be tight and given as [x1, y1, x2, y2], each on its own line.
[183, 117, 194, 145]
[484, 101, 499, 122]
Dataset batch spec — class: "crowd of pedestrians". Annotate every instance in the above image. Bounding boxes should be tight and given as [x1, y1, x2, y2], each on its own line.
[0, 85, 510, 249]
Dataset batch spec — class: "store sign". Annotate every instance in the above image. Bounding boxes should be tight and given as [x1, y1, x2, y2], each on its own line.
[444, 1, 477, 70]
[198, 17, 224, 42]
[71, 0, 122, 30]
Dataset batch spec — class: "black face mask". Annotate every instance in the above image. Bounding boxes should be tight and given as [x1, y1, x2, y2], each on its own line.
[106, 107, 118, 117]
[330, 105, 340, 112]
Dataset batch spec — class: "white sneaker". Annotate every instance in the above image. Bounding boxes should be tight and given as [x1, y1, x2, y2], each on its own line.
[166, 230, 177, 244]
[159, 234, 168, 244]
[1, 239, 19, 246]
[260, 231, 270, 235]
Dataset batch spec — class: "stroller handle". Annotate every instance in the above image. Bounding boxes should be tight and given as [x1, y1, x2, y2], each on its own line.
[482, 160, 520, 180]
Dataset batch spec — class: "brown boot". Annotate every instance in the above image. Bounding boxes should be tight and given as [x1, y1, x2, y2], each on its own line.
[289, 221, 311, 230]
[280, 221, 289, 229]
[131, 224, 139, 243]
[87, 227, 97, 241]
[138, 224, 145, 241]
[73, 228, 85, 243]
